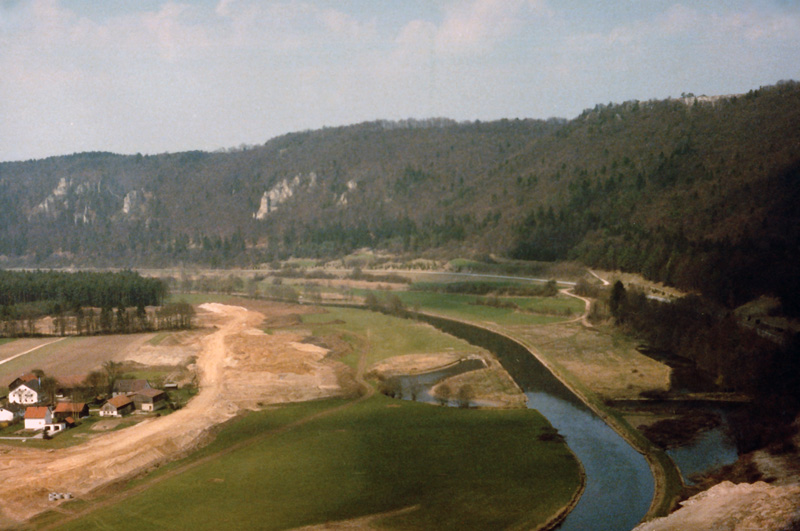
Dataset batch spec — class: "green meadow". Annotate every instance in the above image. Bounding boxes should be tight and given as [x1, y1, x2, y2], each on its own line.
[362, 289, 584, 326]
[301, 306, 483, 368]
[53, 396, 581, 531]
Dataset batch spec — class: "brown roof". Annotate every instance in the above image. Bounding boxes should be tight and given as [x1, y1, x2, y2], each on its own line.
[113, 379, 151, 394]
[53, 402, 86, 414]
[56, 375, 86, 388]
[135, 388, 166, 399]
[25, 406, 50, 419]
[9, 373, 38, 390]
[106, 395, 133, 408]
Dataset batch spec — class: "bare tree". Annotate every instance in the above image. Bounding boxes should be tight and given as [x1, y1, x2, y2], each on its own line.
[103, 360, 123, 394]
[457, 384, 474, 409]
[436, 383, 452, 406]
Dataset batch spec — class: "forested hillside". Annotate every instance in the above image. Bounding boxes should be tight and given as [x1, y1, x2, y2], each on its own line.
[2, 81, 799, 312]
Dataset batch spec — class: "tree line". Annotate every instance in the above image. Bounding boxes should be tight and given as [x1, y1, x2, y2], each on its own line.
[609, 281, 800, 452]
[0, 269, 166, 309]
[0, 270, 196, 337]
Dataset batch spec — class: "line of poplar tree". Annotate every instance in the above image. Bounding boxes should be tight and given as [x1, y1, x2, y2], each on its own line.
[0, 269, 195, 337]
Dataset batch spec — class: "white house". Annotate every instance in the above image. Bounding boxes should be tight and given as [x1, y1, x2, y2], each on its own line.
[0, 408, 13, 423]
[0, 404, 23, 423]
[24, 406, 52, 431]
[9, 379, 42, 405]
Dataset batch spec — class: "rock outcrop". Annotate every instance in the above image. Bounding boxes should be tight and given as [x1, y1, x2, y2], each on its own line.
[635, 481, 800, 531]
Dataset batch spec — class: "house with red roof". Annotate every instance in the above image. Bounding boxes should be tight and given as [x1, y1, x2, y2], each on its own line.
[9, 373, 37, 392]
[100, 395, 134, 417]
[24, 406, 52, 430]
[53, 402, 89, 422]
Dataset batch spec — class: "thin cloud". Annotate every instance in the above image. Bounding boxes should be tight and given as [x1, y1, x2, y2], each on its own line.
[433, 0, 551, 55]
[1, 0, 798, 161]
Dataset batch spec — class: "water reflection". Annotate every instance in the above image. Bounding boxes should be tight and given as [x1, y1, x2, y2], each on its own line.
[667, 424, 738, 484]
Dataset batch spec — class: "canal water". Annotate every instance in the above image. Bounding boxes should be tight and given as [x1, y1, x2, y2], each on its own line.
[418, 315, 654, 531]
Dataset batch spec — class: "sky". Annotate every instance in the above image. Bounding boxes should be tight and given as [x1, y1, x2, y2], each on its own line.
[1, 0, 799, 162]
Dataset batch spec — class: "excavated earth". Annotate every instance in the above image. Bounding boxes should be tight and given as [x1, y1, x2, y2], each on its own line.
[0, 303, 353, 524]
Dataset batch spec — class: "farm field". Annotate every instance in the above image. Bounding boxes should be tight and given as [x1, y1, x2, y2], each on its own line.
[0, 334, 155, 386]
[51, 396, 581, 531]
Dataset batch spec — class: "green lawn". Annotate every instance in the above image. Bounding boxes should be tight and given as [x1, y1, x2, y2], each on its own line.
[366, 290, 583, 326]
[300, 306, 483, 368]
[54, 396, 581, 531]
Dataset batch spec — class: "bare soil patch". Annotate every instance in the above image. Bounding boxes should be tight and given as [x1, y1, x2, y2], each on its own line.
[90, 420, 122, 432]
[368, 352, 470, 376]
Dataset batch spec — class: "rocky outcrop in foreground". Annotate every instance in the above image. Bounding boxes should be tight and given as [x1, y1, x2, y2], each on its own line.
[635, 481, 800, 531]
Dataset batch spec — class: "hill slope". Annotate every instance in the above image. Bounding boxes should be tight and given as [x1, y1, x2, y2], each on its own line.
[2, 81, 799, 310]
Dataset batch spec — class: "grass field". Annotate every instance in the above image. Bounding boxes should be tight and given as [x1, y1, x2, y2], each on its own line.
[368, 289, 584, 326]
[300, 306, 484, 369]
[53, 396, 581, 531]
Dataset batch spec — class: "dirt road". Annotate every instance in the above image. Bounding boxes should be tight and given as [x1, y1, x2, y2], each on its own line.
[0, 303, 351, 523]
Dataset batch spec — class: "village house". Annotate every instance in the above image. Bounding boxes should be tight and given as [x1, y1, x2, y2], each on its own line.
[52, 402, 89, 422]
[24, 406, 52, 430]
[100, 395, 134, 417]
[9, 376, 42, 405]
[112, 379, 151, 397]
[55, 375, 89, 399]
[133, 388, 167, 412]
[8, 373, 37, 392]
[0, 403, 24, 423]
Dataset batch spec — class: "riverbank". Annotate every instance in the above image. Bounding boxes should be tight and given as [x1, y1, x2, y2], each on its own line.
[533, 449, 586, 531]
[495, 324, 681, 520]
[420, 310, 682, 523]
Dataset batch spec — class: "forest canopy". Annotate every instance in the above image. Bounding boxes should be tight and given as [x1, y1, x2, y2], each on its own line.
[0, 269, 166, 311]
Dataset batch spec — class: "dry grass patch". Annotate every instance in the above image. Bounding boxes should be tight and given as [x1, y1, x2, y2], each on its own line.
[505, 322, 670, 401]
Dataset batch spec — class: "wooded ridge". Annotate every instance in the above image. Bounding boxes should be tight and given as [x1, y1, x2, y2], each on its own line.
[2, 81, 799, 313]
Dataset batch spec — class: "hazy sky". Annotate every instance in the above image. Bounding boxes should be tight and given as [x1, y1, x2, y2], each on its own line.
[2, 0, 799, 162]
